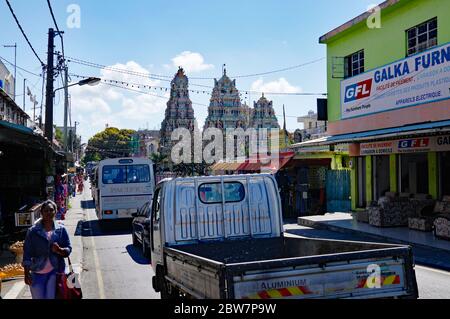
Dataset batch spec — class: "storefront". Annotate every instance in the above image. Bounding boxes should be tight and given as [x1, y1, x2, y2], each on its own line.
[278, 141, 351, 218]
[0, 120, 59, 234]
[439, 151, 450, 197]
[348, 130, 450, 209]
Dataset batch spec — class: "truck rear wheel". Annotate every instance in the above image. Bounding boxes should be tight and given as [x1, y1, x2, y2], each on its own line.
[159, 275, 180, 299]
[132, 232, 138, 246]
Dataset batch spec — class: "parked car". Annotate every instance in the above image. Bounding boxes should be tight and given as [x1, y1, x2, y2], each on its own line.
[132, 201, 152, 258]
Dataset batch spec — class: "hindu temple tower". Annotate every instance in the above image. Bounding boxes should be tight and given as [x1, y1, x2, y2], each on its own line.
[159, 67, 197, 158]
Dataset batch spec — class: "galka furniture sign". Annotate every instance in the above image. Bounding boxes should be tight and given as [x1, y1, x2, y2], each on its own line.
[341, 42, 450, 119]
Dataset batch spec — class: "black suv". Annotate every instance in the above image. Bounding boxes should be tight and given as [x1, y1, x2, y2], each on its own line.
[131, 201, 151, 259]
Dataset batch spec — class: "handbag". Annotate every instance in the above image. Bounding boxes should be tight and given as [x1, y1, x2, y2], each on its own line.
[56, 257, 82, 299]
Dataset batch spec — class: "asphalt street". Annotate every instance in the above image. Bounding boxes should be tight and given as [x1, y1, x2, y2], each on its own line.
[77, 188, 160, 299]
[7, 184, 448, 299]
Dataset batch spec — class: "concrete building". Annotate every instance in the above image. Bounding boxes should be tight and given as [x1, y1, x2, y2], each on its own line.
[319, 0, 450, 210]
[297, 110, 327, 141]
[0, 61, 28, 127]
[0, 60, 15, 99]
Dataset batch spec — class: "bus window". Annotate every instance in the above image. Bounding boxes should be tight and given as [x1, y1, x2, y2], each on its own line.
[102, 165, 150, 184]
[127, 165, 150, 183]
[103, 166, 126, 184]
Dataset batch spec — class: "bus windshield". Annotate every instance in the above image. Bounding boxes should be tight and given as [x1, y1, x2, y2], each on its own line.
[102, 165, 150, 184]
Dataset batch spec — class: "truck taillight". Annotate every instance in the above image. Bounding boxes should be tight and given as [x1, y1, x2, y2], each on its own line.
[104, 210, 113, 215]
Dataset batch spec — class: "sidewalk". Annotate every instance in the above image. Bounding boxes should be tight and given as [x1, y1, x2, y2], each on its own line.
[1, 189, 86, 299]
[297, 212, 450, 269]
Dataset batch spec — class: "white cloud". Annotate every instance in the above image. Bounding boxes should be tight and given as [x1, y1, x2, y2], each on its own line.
[250, 78, 302, 94]
[171, 51, 214, 73]
[69, 61, 169, 141]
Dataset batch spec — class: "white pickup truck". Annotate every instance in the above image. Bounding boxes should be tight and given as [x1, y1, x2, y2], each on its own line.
[150, 174, 418, 299]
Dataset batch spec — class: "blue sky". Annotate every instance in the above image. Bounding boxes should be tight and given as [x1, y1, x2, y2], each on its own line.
[0, 0, 378, 142]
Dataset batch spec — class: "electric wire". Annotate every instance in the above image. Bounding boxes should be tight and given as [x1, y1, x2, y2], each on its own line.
[65, 55, 326, 81]
[5, 0, 45, 67]
[46, 0, 65, 59]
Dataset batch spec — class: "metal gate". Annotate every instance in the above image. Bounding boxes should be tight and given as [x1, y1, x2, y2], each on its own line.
[326, 170, 351, 212]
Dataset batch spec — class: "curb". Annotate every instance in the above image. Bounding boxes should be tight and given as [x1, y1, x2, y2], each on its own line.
[298, 217, 450, 272]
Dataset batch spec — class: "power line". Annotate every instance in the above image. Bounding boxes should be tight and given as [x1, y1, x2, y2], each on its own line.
[101, 80, 306, 119]
[101, 81, 210, 107]
[0, 55, 42, 77]
[46, 0, 64, 59]
[5, 0, 45, 67]
[65, 55, 326, 80]
[71, 73, 326, 97]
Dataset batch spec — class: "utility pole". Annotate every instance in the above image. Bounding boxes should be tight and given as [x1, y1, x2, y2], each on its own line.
[3, 43, 16, 101]
[23, 78, 26, 111]
[283, 104, 288, 149]
[74, 121, 79, 161]
[63, 64, 69, 152]
[44, 28, 55, 142]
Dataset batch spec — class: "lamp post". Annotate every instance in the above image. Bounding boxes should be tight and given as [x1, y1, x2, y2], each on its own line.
[53, 77, 101, 151]
[74, 121, 79, 161]
[3, 43, 17, 101]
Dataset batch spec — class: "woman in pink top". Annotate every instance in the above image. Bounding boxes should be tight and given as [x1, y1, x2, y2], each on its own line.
[22, 200, 72, 299]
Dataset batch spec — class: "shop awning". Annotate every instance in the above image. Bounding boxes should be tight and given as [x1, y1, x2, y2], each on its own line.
[239, 151, 295, 173]
[239, 162, 261, 171]
[328, 120, 450, 143]
[211, 161, 244, 171]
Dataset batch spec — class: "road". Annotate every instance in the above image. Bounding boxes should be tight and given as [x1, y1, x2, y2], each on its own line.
[73, 187, 450, 299]
[78, 188, 159, 299]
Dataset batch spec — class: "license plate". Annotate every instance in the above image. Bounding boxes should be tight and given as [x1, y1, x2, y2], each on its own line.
[118, 209, 136, 218]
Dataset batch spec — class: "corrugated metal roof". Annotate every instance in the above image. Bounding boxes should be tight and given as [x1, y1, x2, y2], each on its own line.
[290, 136, 330, 148]
[328, 120, 450, 143]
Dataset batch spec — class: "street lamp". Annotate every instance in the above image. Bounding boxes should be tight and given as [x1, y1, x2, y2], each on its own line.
[53, 77, 101, 152]
[53, 76, 101, 96]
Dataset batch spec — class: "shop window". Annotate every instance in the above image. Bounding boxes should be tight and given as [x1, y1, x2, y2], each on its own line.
[399, 153, 429, 194]
[344, 50, 364, 78]
[439, 152, 450, 197]
[406, 18, 437, 56]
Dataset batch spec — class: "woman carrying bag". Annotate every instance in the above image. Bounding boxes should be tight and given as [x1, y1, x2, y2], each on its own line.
[22, 200, 72, 299]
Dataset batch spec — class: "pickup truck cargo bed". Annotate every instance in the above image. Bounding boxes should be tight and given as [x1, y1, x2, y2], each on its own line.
[165, 237, 417, 299]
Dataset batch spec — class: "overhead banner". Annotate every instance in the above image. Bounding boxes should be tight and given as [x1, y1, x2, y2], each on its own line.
[359, 135, 450, 155]
[341, 42, 450, 119]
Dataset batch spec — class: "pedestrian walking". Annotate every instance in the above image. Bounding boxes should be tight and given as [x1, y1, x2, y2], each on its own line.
[22, 200, 72, 299]
[77, 173, 84, 194]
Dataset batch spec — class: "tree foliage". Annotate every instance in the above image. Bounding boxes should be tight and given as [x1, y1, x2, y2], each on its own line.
[83, 127, 136, 162]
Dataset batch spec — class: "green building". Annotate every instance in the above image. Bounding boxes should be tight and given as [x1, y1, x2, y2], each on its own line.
[319, 0, 450, 210]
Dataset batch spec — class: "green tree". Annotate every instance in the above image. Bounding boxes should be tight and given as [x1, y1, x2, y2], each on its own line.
[84, 127, 136, 161]
[55, 126, 64, 146]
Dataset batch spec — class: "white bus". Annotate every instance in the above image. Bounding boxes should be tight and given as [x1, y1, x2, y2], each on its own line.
[93, 158, 155, 221]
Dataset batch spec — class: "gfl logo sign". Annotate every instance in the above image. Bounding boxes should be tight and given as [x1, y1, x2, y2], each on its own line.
[344, 79, 373, 103]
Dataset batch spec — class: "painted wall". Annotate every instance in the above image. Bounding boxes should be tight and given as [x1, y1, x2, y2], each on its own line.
[324, 0, 450, 132]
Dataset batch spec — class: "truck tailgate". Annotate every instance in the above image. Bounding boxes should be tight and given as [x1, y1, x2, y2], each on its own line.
[233, 257, 409, 299]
